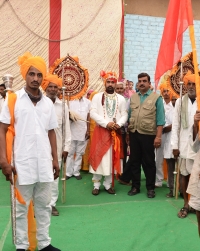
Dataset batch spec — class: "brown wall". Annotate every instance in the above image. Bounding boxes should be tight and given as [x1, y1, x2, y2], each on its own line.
[125, 0, 200, 20]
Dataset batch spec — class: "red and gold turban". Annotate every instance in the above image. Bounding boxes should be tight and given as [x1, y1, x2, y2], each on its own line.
[41, 73, 62, 91]
[183, 71, 196, 85]
[100, 70, 117, 85]
[18, 52, 47, 80]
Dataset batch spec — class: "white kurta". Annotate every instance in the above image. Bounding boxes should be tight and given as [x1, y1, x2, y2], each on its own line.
[171, 97, 197, 159]
[0, 88, 58, 185]
[0, 96, 4, 114]
[187, 138, 200, 198]
[53, 97, 71, 162]
[89, 92, 128, 175]
[69, 97, 91, 141]
[163, 101, 174, 159]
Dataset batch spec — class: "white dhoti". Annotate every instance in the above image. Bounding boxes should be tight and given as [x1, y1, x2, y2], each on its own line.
[155, 133, 166, 186]
[15, 180, 52, 250]
[50, 161, 61, 207]
[66, 140, 88, 177]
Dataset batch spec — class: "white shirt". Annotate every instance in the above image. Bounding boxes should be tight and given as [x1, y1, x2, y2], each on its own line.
[69, 97, 91, 141]
[53, 97, 71, 162]
[0, 88, 58, 185]
[0, 96, 4, 114]
[163, 101, 174, 158]
[171, 96, 197, 159]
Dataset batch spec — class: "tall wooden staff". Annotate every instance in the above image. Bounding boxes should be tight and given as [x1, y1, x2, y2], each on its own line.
[61, 69, 67, 204]
[173, 63, 183, 199]
[2, 74, 16, 244]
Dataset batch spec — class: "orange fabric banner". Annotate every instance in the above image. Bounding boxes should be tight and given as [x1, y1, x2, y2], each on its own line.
[155, 0, 193, 89]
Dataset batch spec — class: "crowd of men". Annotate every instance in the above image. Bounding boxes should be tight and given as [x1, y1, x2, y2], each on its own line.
[0, 52, 200, 250]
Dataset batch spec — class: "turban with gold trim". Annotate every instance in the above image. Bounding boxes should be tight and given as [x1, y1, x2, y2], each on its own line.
[41, 73, 62, 91]
[18, 52, 47, 80]
[100, 71, 117, 85]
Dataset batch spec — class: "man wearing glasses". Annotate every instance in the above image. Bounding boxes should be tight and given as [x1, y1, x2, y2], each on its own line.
[127, 72, 165, 198]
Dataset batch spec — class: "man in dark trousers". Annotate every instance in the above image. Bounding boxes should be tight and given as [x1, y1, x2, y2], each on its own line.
[127, 73, 165, 198]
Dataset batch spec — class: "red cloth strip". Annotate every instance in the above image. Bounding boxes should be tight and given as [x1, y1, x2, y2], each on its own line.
[49, 0, 61, 67]
[119, 0, 124, 80]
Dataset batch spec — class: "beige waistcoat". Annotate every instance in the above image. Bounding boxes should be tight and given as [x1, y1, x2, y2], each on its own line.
[129, 92, 160, 135]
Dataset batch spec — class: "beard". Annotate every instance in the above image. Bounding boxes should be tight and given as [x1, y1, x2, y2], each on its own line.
[106, 86, 114, 94]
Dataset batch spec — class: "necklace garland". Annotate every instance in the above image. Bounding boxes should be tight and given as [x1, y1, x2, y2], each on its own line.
[103, 92, 118, 119]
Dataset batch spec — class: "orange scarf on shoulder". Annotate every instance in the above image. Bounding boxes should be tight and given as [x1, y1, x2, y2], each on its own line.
[6, 91, 37, 250]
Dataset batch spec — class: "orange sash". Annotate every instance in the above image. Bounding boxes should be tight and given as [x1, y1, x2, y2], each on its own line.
[89, 125, 122, 174]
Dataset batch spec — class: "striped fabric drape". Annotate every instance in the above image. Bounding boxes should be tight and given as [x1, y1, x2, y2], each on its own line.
[0, 0, 123, 92]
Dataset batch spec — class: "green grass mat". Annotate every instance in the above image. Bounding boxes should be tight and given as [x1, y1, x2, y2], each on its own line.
[0, 171, 199, 251]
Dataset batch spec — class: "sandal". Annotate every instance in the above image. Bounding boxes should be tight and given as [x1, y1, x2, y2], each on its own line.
[178, 207, 189, 218]
[166, 191, 174, 198]
[189, 207, 196, 214]
[92, 188, 99, 196]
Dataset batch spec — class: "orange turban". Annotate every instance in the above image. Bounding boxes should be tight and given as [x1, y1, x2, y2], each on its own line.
[41, 73, 62, 91]
[100, 71, 117, 85]
[158, 82, 173, 99]
[183, 71, 196, 85]
[18, 52, 47, 80]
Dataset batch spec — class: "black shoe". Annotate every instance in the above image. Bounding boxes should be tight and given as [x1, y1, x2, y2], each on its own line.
[16, 249, 25, 251]
[66, 175, 71, 180]
[51, 206, 59, 216]
[40, 244, 61, 251]
[74, 175, 82, 180]
[147, 190, 155, 198]
[128, 187, 140, 196]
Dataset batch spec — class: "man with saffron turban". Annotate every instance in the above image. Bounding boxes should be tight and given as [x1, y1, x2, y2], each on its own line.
[156, 82, 176, 198]
[171, 71, 197, 218]
[89, 71, 128, 195]
[0, 52, 61, 251]
[42, 73, 71, 216]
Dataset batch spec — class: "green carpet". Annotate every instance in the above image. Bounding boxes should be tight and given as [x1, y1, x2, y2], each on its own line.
[0, 171, 199, 251]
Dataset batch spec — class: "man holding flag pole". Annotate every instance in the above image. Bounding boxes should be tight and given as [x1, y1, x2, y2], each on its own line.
[155, 0, 200, 223]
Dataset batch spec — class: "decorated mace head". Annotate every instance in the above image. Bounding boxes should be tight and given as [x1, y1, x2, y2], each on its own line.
[2, 74, 14, 91]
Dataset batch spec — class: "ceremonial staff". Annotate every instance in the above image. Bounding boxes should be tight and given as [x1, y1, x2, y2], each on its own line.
[173, 63, 183, 199]
[61, 69, 67, 204]
[2, 74, 16, 244]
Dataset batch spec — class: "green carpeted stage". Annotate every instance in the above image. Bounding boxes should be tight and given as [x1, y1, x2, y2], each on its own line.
[0, 171, 199, 251]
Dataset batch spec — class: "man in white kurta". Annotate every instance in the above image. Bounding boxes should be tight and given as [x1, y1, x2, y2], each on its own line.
[66, 97, 91, 180]
[89, 72, 128, 195]
[43, 74, 71, 216]
[155, 85, 173, 187]
[0, 83, 6, 114]
[187, 109, 200, 235]
[171, 73, 197, 218]
[0, 53, 60, 251]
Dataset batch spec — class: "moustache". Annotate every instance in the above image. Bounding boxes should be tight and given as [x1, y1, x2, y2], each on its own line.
[139, 85, 145, 88]
[31, 81, 39, 85]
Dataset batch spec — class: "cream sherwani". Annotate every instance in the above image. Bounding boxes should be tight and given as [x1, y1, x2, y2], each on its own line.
[89, 92, 128, 189]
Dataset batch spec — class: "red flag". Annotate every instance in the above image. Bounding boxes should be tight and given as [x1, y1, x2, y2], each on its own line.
[155, 0, 193, 89]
